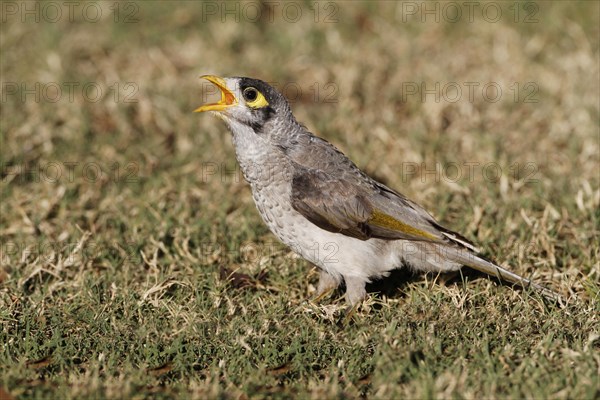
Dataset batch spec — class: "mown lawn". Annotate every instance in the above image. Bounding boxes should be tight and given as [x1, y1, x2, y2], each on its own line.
[1, 1, 598, 399]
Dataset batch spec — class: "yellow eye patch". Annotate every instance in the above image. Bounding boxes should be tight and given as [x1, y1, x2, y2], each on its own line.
[243, 87, 269, 109]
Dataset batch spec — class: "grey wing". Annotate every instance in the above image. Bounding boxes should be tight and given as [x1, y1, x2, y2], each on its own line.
[287, 134, 478, 250]
[290, 167, 448, 243]
[290, 168, 373, 240]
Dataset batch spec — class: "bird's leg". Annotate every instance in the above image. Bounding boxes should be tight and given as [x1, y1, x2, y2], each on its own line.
[339, 276, 367, 324]
[344, 276, 367, 306]
[311, 269, 339, 303]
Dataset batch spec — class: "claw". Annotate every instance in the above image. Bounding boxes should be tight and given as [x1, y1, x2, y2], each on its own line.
[310, 287, 335, 304]
[337, 303, 359, 326]
[310, 269, 340, 304]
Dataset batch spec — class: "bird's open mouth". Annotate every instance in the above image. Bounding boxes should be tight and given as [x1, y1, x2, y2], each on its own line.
[194, 75, 237, 112]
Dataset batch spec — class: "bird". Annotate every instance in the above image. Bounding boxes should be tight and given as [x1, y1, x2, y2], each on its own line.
[194, 75, 561, 308]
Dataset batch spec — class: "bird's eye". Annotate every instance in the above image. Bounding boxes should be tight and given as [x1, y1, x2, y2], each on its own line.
[242, 86, 269, 108]
[243, 87, 258, 102]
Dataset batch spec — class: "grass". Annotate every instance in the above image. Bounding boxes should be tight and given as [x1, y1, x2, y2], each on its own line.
[1, 1, 599, 399]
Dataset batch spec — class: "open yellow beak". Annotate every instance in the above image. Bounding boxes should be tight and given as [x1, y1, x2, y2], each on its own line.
[194, 75, 237, 113]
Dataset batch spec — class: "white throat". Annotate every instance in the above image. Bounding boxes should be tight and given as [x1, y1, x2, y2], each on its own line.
[225, 118, 276, 184]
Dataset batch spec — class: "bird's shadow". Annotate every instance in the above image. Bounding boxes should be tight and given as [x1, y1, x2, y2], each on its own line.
[363, 267, 493, 304]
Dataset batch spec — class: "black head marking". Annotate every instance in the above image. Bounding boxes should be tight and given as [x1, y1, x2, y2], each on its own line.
[236, 77, 290, 111]
[236, 77, 288, 132]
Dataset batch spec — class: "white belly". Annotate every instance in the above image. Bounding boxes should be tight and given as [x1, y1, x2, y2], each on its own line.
[250, 177, 399, 282]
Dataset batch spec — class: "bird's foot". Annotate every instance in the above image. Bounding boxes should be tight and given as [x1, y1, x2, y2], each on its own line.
[337, 303, 359, 326]
[309, 269, 340, 304]
[336, 276, 367, 325]
[310, 287, 335, 304]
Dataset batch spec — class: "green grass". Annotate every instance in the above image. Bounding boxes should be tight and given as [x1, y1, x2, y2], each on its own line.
[1, 1, 599, 399]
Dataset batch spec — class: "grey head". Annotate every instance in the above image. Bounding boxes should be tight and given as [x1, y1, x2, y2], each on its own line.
[194, 75, 299, 140]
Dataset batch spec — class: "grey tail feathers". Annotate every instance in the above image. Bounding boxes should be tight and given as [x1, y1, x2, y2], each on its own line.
[450, 249, 562, 302]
